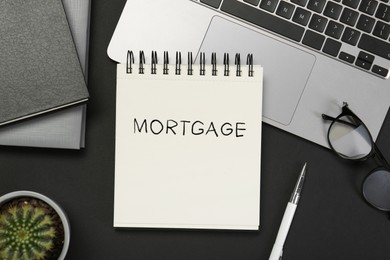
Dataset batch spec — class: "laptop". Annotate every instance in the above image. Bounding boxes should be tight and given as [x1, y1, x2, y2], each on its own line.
[107, 0, 390, 147]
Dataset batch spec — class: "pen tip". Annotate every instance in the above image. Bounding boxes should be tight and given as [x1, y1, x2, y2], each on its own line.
[301, 162, 307, 176]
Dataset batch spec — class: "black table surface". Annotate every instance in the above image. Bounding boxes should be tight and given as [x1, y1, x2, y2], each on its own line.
[2, 1, 390, 259]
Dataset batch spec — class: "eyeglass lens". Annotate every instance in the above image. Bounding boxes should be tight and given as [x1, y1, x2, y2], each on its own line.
[328, 113, 390, 211]
[363, 169, 390, 211]
[328, 115, 372, 160]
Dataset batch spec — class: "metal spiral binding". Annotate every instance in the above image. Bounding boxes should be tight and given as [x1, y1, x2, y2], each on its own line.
[151, 51, 157, 75]
[175, 52, 181, 75]
[211, 53, 217, 76]
[235, 53, 241, 77]
[125, 51, 254, 77]
[199, 52, 206, 76]
[139, 51, 145, 74]
[188, 52, 193, 76]
[126, 51, 134, 74]
[224, 53, 230, 76]
[163, 51, 169, 75]
[247, 54, 254, 77]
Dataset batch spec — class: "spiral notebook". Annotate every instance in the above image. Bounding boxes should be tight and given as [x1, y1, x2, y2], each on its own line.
[114, 51, 263, 230]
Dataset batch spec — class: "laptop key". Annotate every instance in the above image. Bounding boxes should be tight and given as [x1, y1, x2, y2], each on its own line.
[302, 30, 325, 50]
[373, 21, 390, 39]
[260, 0, 280, 13]
[323, 38, 342, 56]
[325, 20, 344, 39]
[307, 0, 326, 12]
[375, 3, 390, 21]
[276, 1, 296, 19]
[342, 0, 360, 9]
[293, 7, 312, 25]
[372, 65, 389, 77]
[291, 0, 309, 6]
[358, 34, 390, 60]
[356, 58, 373, 70]
[309, 14, 328, 32]
[359, 0, 378, 15]
[244, 0, 261, 6]
[339, 51, 356, 63]
[200, 0, 223, 8]
[358, 51, 375, 63]
[340, 8, 359, 26]
[323, 1, 343, 19]
[356, 14, 375, 33]
[221, 0, 305, 42]
[341, 27, 361, 45]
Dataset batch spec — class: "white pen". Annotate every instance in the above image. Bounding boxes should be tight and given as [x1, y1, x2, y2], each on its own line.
[269, 163, 307, 260]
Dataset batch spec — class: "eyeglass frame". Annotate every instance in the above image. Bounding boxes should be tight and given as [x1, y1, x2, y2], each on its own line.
[322, 102, 390, 212]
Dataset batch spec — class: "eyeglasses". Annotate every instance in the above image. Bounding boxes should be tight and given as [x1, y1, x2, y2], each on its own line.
[322, 102, 390, 212]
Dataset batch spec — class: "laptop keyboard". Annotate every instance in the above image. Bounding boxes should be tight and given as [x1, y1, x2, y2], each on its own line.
[199, 0, 390, 78]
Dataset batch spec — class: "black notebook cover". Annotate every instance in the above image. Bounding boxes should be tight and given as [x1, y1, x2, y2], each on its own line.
[0, 0, 89, 126]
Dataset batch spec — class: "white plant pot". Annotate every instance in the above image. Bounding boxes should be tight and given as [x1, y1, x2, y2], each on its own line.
[0, 190, 70, 260]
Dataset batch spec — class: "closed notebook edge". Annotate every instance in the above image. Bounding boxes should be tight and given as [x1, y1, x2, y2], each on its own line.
[0, 106, 85, 149]
[63, 0, 92, 149]
[113, 223, 259, 230]
[0, 0, 91, 149]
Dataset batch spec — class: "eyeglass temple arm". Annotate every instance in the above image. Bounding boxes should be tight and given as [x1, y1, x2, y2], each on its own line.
[322, 114, 357, 127]
[373, 143, 390, 169]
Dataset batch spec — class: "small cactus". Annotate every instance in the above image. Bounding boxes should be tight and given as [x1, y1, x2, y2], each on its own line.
[0, 197, 64, 260]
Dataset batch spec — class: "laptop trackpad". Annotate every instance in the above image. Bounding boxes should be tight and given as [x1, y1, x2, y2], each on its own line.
[199, 16, 316, 126]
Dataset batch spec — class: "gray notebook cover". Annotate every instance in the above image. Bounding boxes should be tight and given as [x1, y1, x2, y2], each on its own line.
[0, 0, 89, 126]
[0, 0, 90, 149]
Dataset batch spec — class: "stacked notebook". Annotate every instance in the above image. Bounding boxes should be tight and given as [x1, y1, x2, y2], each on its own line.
[0, 0, 90, 149]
